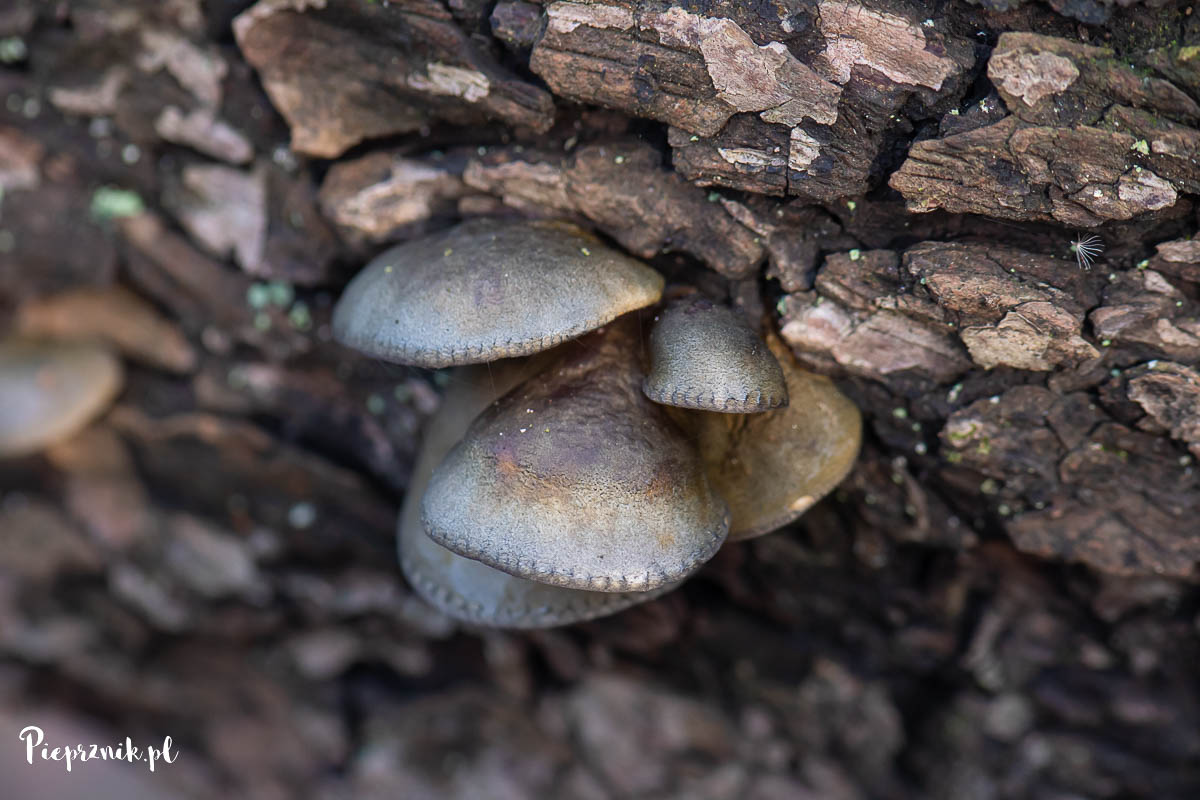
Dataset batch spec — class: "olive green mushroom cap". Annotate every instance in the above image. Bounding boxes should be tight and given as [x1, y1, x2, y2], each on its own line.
[399, 362, 677, 629]
[0, 339, 123, 457]
[677, 331, 861, 541]
[643, 297, 788, 413]
[421, 317, 730, 592]
[332, 218, 664, 367]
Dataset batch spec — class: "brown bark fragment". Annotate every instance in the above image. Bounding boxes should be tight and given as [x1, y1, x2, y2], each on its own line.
[319, 150, 471, 244]
[669, 116, 790, 197]
[942, 387, 1200, 578]
[961, 302, 1100, 371]
[671, 66, 971, 202]
[530, 3, 730, 137]
[530, 1, 844, 138]
[890, 117, 1183, 225]
[563, 141, 764, 277]
[720, 199, 853, 292]
[1100, 105, 1200, 196]
[1008, 494, 1199, 580]
[171, 164, 268, 273]
[534, 0, 971, 201]
[490, 2, 545, 50]
[234, 0, 554, 158]
[154, 106, 254, 164]
[462, 141, 764, 277]
[1150, 237, 1200, 283]
[462, 147, 575, 213]
[904, 242, 1100, 324]
[15, 286, 198, 374]
[896, 33, 1200, 225]
[902, 242, 1102, 371]
[783, 240, 1109, 383]
[782, 250, 970, 386]
[531, 0, 970, 139]
[813, 0, 967, 91]
[1090, 270, 1200, 363]
[1127, 362, 1200, 459]
[989, 33, 1200, 128]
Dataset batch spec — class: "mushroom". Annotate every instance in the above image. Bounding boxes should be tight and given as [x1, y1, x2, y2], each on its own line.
[399, 359, 678, 628]
[674, 331, 862, 540]
[329, 216, 862, 625]
[331, 218, 664, 367]
[643, 295, 787, 413]
[421, 316, 730, 592]
[0, 339, 123, 457]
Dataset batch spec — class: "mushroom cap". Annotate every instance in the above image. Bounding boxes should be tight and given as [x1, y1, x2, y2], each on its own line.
[332, 218, 664, 367]
[643, 297, 787, 413]
[677, 331, 861, 540]
[421, 316, 730, 592]
[0, 339, 123, 458]
[399, 361, 678, 629]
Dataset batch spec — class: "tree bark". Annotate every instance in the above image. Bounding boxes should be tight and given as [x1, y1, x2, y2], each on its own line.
[1, 0, 1199, 797]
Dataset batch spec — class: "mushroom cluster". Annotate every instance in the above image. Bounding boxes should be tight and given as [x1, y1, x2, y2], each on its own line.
[334, 218, 861, 628]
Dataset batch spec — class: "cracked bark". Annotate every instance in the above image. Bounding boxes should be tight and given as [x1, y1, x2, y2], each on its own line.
[2, 0, 1200, 798]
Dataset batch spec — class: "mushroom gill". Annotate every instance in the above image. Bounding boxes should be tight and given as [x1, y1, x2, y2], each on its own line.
[674, 331, 862, 541]
[331, 218, 664, 367]
[643, 295, 788, 413]
[399, 359, 678, 628]
[420, 316, 730, 592]
[0, 339, 123, 458]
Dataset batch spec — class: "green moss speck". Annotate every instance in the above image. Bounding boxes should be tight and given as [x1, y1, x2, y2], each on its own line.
[90, 187, 144, 220]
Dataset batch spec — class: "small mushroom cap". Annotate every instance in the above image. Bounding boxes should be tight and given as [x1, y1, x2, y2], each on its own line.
[643, 297, 787, 413]
[332, 218, 664, 367]
[676, 331, 861, 541]
[399, 362, 677, 629]
[421, 316, 729, 592]
[0, 339, 123, 458]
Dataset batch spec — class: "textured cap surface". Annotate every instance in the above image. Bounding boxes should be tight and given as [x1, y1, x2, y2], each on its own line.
[0, 339, 123, 457]
[399, 361, 677, 629]
[643, 297, 787, 413]
[332, 218, 664, 367]
[677, 331, 861, 540]
[421, 317, 729, 592]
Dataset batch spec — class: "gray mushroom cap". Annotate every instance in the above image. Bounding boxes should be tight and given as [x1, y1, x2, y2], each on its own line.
[421, 316, 730, 593]
[332, 218, 664, 367]
[675, 331, 861, 541]
[399, 360, 678, 629]
[0, 339, 123, 458]
[643, 297, 788, 413]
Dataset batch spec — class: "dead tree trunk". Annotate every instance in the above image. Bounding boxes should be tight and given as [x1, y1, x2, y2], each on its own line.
[1, 0, 1198, 797]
